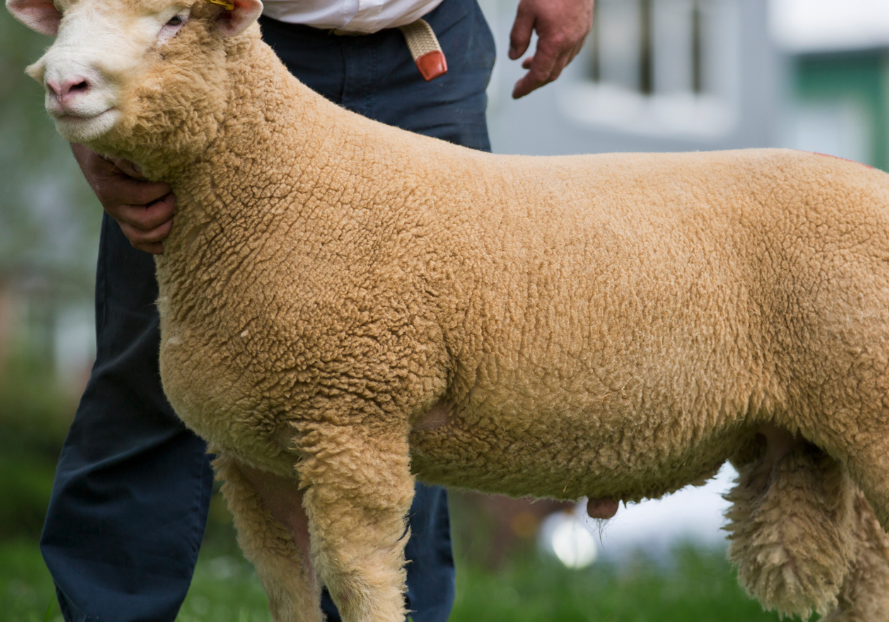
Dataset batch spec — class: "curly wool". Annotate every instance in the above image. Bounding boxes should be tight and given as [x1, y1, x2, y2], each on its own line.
[822, 491, 889, 621]
[725, 444, 855, 617]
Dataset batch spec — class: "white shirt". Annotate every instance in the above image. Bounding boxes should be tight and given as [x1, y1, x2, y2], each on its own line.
[261, 0, 445, 33]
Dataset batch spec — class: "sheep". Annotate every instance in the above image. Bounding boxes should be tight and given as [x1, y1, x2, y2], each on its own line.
[9, 0, 889, 618]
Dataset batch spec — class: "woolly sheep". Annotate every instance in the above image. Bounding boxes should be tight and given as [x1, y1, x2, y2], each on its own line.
[9, 0, 889, 618]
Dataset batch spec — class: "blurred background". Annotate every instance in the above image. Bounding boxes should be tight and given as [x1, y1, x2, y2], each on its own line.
[3, 0, 889, 619]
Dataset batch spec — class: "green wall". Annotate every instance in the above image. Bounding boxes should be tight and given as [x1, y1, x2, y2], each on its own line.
[793, 50, 889, 170]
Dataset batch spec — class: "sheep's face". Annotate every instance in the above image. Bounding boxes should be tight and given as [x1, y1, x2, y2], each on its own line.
[7, 0, 262, 159]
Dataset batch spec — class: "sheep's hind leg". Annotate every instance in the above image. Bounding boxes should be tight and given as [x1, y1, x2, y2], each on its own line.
[297, 421, 415, 622]
[821, 489, 889, 622]
[725, 427, 855, 618]
[214, 454, 322, 622]
[832, 425, 889, 532]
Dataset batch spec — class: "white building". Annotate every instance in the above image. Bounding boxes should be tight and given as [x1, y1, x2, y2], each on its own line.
[483, 0, 779, 156]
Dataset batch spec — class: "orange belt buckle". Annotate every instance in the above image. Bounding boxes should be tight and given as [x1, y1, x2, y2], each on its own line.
[398, 19, 448, 82]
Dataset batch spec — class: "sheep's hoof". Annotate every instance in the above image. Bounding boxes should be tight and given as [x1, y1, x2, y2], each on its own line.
[725, 443, 854, 618]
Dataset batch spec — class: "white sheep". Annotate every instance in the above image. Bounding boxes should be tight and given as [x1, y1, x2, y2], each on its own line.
[9, 0, 889, 619]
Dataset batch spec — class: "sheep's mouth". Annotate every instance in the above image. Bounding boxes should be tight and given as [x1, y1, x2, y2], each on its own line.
[52, 108, 119, 142]
[51, 107, 115, 122]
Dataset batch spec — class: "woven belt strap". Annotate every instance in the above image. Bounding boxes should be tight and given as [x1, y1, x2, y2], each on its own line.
[397, 19, 448, 82]
[206, 0, 447, 81]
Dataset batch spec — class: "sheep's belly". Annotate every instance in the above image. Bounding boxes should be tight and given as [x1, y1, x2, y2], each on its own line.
[409, 414, 743, 503]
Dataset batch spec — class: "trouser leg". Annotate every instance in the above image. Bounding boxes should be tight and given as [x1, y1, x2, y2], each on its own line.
[259, 0, 494, 150]
[40, 215, 214, 622]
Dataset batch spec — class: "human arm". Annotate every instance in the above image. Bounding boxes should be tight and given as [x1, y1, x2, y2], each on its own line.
[71, 143, 176, 255]
[508, 0, 595, 99]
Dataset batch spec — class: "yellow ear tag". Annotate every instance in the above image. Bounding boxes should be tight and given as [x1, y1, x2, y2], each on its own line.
[207, 0, 235, 10]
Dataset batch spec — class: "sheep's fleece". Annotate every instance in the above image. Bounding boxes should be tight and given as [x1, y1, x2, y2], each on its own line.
[10, 0, 889, 618]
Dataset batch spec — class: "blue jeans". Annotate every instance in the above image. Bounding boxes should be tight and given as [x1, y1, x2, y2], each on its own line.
[39, 1, 495, 620]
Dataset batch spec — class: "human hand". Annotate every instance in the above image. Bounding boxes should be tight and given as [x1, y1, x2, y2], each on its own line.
[508, 0, 594, 99]
[71, 143, 176, 255]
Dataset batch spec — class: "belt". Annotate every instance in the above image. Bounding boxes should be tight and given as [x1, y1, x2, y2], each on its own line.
[332, 19, 448, 82]
[207, 0, 448, 83]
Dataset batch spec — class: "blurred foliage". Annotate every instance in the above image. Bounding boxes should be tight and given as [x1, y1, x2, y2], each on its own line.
[0, 8, 101, 283]
[448, 491, 543, 568]
[0, 352, 74, 539]
[0, 540, 64, 622]
[0, 353, 73, 454]
[0, 0, 101, 542]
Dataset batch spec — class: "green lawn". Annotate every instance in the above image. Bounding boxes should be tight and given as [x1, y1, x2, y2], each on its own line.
[0, 540, 63, 622]
[2, 536, 787, 622]
[450, 548, 785, 622]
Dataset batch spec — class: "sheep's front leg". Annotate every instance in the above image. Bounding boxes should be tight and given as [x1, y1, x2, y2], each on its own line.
[297, 421, 415, 622]
[214, 454, 322, 622]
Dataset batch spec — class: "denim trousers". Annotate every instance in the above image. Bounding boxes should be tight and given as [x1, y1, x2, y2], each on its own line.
[40, 1, 495, 619]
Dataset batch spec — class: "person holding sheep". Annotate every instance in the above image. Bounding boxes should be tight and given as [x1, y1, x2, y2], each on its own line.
[36, 0, 594, 620]
[14, 0, 889, 616]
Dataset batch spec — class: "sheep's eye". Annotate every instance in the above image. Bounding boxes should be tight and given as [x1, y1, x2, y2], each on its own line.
[167, 15, 184, 26]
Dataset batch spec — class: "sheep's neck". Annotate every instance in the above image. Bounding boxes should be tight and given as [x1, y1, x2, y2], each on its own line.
[171, 32, 337, 207]
[154, 32, 365, 304]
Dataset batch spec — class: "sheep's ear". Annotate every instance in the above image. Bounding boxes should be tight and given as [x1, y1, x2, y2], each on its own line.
[6, 0, 62, 36]
[214, 0, 262, 37]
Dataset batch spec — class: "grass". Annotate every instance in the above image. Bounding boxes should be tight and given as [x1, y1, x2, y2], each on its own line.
[450, 548, 785, 622]
[176, 547, 272, 622]
[0, 533, 789, 622]
[0, 355, 76, 540]
[179, 543, 795, 621]
[0, 540, 63, 622]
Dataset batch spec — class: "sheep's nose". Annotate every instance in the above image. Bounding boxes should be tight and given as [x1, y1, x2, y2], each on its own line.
[46, 75, 91, 104]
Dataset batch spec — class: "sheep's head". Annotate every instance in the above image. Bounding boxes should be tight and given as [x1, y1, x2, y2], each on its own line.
[7, 0, 262, 171]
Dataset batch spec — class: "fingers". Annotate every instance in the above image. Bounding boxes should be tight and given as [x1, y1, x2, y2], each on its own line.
[511, 39, 571, 99]
[110, 192, 176, 232]
[113, 193, 176, 255]
[509, 0, 595, 99]
[109, 157, 143, 179]
[508, 1, 535, 61]
[71, 143, 170, 209]
[126, 240, 165, 255]
[95, 175, 172, 212]
[71, 143, 176, 254]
